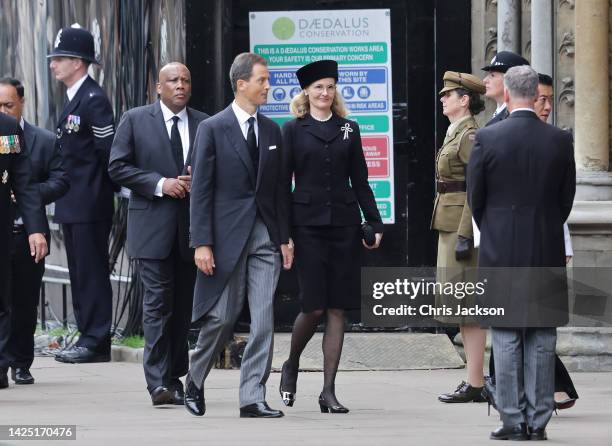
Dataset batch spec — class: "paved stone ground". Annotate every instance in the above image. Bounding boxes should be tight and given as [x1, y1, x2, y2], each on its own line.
[0, 357, 610, 446]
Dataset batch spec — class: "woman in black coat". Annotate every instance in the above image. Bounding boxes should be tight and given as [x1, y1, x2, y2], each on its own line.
[278, 60, 383, 413]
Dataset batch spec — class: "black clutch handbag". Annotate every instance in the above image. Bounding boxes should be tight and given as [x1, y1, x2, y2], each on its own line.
[361, 222, 376, 247]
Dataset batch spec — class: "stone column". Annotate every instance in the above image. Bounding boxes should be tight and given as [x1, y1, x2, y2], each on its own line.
[574, 0, 609, 171]
[530, 0, 552, 75]
[497, 0, 520, 52]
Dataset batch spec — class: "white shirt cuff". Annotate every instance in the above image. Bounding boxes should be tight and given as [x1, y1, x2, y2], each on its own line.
[564, 223, 573, 257]
[155, 178, 166, 197]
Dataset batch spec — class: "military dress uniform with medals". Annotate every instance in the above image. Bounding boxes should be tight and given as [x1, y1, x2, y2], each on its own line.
[0, 113, 46, 387]
[48, 26, 116, 363]
[431, 72, 485, 324]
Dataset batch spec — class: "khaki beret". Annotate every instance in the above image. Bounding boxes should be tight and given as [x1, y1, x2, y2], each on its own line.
[439, 71, 486, 95]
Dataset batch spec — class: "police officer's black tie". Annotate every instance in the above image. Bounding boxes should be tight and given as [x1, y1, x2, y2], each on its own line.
[171, 116, 184, 173]
[247, 116, 259, 176]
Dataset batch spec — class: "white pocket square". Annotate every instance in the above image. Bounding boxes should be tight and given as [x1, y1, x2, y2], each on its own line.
[268, 145, 277, 150]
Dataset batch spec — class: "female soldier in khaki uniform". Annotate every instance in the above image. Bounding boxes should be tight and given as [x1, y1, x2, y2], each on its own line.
[432, 71, 487, 403]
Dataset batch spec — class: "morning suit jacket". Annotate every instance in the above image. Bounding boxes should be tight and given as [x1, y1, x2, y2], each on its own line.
[54, 76, 115, 223]
[20, 121, 70, 237]
[467, 110, 575, 326]
[108, 101, 208, 261]
[189, 104, 289, 322]
[0, 113, 46, 307]
[281, 114, 383, 234]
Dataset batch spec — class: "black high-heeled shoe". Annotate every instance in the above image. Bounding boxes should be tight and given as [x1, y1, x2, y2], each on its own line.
[318, 394, 349, 414]
[279, 361, 297, 407]
[483, 376, 497, 416]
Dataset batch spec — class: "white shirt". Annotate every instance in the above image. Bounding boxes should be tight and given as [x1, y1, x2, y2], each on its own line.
[231, 100, 258, 144]
[66, 74, 89, 101]
[155, 102, 190, 197]
[510, 107, 536, 114]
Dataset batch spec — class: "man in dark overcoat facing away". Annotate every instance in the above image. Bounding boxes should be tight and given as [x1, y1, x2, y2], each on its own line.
[467, 65, 576, 441]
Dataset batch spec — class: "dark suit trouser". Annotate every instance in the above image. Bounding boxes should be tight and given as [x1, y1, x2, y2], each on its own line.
[62, 221, 113, 351]
[4, 231, 45, 369]
[0, 231, 13, 370]
[492, 327, 557, 429]
[138, 239, 195, 393]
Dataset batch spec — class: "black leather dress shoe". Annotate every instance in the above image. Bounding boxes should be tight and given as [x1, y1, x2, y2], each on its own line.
[438, 381, 486, 403]
[184, 377, 205, 416]
[529, 427, 548, 441]
[55, 346, 110, 364]
[169, 381, 185, 405]
[240, 402, 284, 418]
[0, 369, 8, 389]
[150, 386, 174, 406]
[490, 423, 529, 441]
[11, 367, 34, 384]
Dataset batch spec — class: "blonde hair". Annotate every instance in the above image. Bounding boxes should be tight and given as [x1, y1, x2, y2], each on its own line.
[289, 89, 349, 119]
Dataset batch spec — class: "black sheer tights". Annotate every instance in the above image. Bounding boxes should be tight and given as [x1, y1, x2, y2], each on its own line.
[286, 308, 345, 404]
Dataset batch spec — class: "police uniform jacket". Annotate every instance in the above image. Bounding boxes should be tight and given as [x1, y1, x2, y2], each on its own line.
[431, 115, 477, 239]
[485, 107, 509, 127]
[281, 113, 383, 235]
[54, 76, 115, 223]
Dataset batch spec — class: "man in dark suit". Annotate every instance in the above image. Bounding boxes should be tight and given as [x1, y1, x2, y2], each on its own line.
[0, 78, 69, 385]
[467, 65, 575, 441]
[185, 52, 292, 418]
[109, 62, 208, 406]
[480, 51, 530, 394]
[482, 51, 529, 126]
[0, 112, 48, 389]
[48, 26, 116, 363]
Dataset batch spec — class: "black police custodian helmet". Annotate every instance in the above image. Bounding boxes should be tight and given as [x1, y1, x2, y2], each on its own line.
[481, 51, 529, 73]
[47, 25, 98, 64]
[296, 60, 338, 89]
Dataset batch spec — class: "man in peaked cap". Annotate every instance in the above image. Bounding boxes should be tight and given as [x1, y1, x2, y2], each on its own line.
[482, 50, 530, 126]
[0, 113, 48, 388]
[48, 24, 116, 364]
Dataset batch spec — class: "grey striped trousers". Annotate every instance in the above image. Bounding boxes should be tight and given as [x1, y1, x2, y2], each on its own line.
[188, 218, 281, 407]
[491, 327, 557, 429]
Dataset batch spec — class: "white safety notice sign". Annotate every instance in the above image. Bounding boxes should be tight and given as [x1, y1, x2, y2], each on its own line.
[249, 9, 395, 223]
